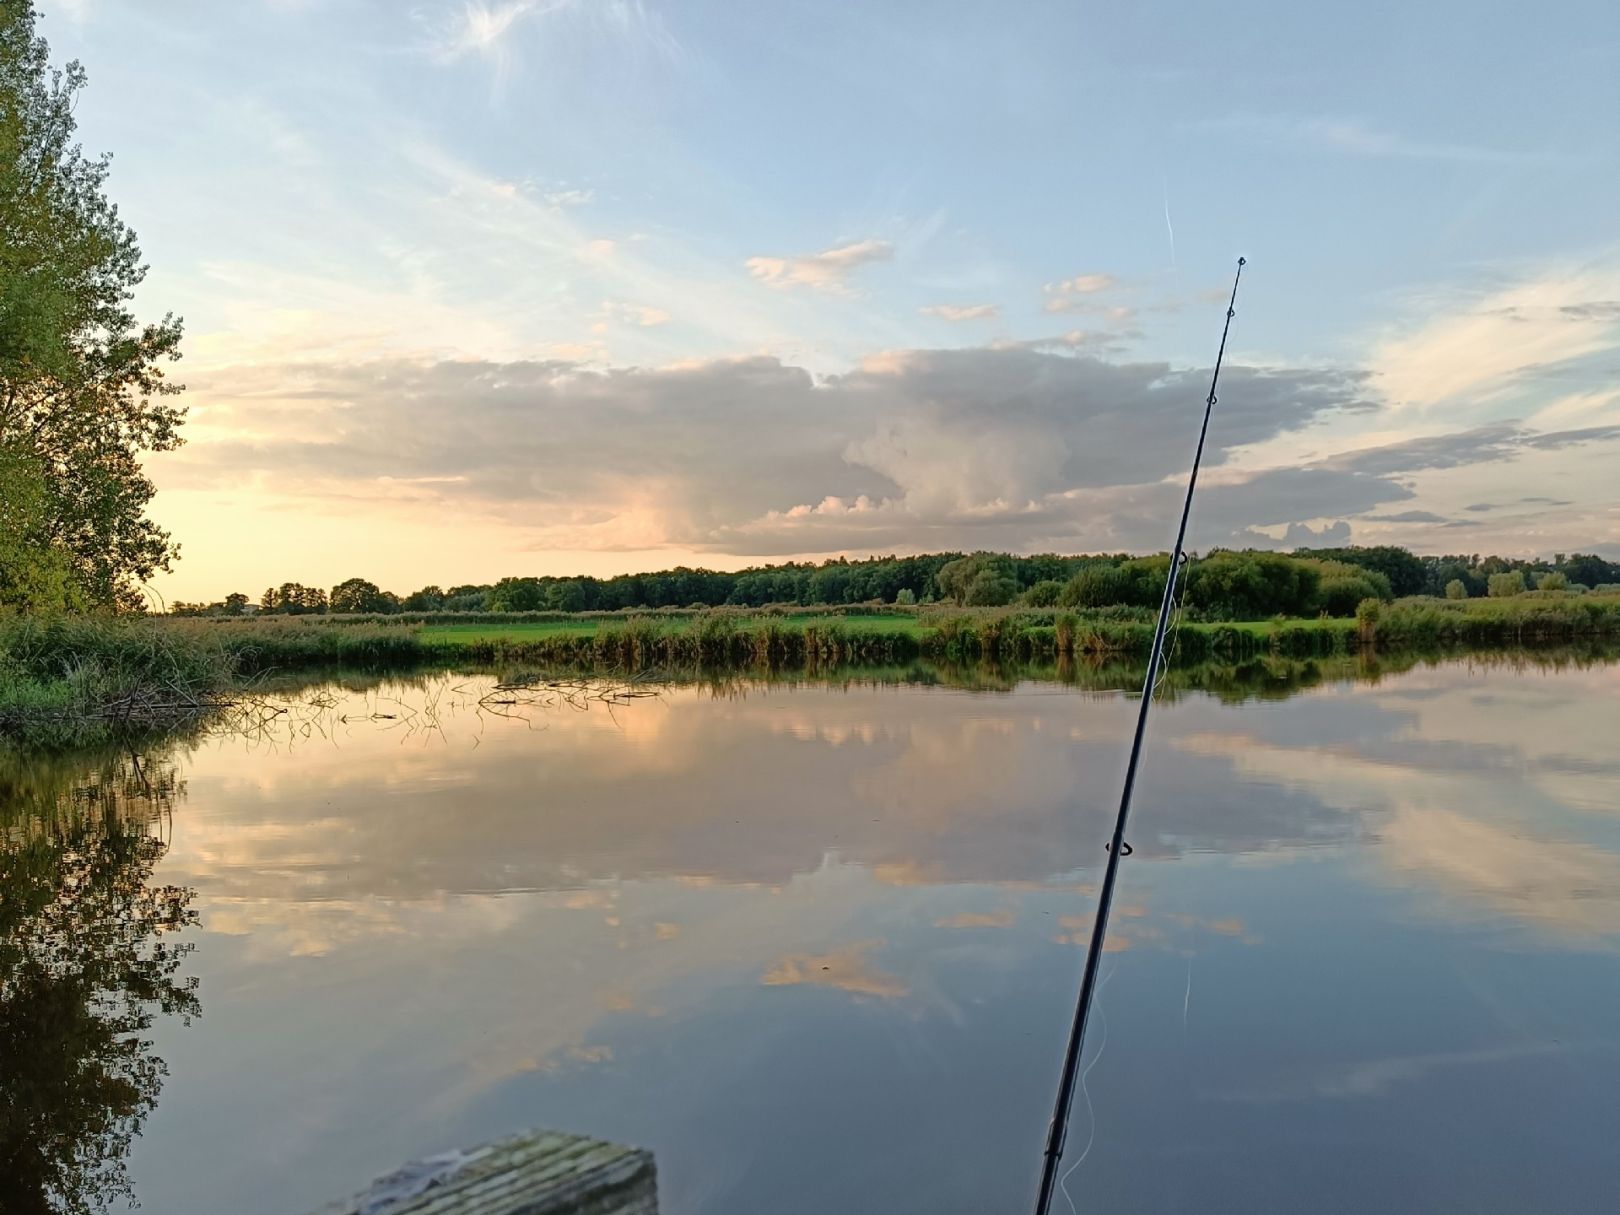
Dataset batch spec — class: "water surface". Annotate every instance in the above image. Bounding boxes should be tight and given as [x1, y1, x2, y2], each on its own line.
[5, 655, 1618, 1213]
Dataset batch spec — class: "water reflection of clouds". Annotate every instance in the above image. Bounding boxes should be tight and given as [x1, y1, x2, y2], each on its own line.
[118, 661, 1620, 1212]
[152, 667, 1620, 960]
[1174, 664, 1620, 946]
[762, 941, 909, 999]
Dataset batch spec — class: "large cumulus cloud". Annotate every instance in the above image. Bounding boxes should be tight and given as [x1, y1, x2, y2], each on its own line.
[165, 344, 1614, 556]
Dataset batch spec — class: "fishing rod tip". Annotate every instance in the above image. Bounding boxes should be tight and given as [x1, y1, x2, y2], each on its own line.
[1237, 256, 1247, 266]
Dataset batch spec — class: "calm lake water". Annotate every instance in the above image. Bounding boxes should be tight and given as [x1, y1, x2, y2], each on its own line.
[5, 654, 1620, 1214]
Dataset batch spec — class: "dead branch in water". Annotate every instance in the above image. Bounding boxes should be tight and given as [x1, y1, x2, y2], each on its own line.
[477, 671, 666, 717]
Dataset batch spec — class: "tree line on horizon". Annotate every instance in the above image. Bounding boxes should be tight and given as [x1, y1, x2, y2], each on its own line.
[168, 546, 1620, 622]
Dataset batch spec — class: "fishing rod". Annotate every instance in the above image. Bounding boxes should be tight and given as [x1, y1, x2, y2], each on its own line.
[1032, 255, 1247, 1215]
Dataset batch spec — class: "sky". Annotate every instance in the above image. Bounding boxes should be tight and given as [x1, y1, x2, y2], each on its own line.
[37, 0, 1620, 601]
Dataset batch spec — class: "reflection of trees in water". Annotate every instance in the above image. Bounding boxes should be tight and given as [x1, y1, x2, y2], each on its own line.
[0, 749, 199, 1215]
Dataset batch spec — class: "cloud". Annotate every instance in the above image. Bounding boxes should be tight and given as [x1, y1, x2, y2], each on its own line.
[542, 187, 594, 208]
[1208, 114, 1548, 165]
[425, 0, 679, 66]
[1325, 422, 1620, 477]
[162, 346, 1407, 556]
[746, 239, 894, 294]
[601, 301, 671, 327]
[1042, 272, 1118, 314]
[165, 325, 1620, 562]
[431, 0, 546, 60]
[1363, 511, 1451, 524]
[920, 303, 999, 322]
[1373, 261, 1620, 410]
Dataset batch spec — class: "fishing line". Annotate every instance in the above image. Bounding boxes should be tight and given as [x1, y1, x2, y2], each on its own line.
[1058, 964, 1116, 1215]
[1032, 257, 1247, 1215]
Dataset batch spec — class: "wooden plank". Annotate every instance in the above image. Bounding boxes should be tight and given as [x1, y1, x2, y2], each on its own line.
[307, 1128, 658, 1215]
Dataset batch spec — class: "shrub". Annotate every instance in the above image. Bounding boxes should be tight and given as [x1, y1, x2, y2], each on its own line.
[1487, 571, 1527, 598]
[1445, 579, 1467, 600]
[1022, 580, 1065, 608]
[1355, 597, 1381, 642]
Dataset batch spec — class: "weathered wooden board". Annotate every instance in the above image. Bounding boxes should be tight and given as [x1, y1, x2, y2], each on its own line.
[306, 1128, 658, 1215]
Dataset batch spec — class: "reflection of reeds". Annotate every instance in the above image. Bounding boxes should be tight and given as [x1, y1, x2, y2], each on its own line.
[0, 746, 182, 837]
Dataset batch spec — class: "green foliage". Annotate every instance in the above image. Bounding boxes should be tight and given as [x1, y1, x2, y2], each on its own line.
[403, 585, 447, 611]
[1185, 550, 1321, 620]
[964, 568, 1018, 607]
[1303, 558, 1392, 616]
[1536, 571, 1568, 592]
[329, 577, 392, 614]
[1487, 570, 1527, 598]
[1059, 562, 1132, 609]
[1021, 579, 1065, 607]
[544, 579, 588, 612]
[1355, 597, 1382, 641]
[1445, 579, 1468, 600]
[260, 582, 327, 614]
[0, 615, 233, 746]
[1370, 593, 1620, 647]
[231, 545, 1618, 628]
[1304, 545, 1427, 597]
[488, 576, 544, 612]
[0, 4, 185, 610]
[0, 442, 83, 610]
[936, 553, 1016, 605]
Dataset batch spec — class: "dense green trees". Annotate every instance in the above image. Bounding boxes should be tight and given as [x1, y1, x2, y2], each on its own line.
[329, 578, 393, 614]
[1185, 551, 1320, 619]
[1304, 545, 1427, 597]
[0, 3, 185, 611]
[937, 554, 1019, 606]
[260, 583, 327, 614]
[1304, 559, 1392, 617]
[1022, 579, 1065, 607]
[235, 544, 1619, 621]
[403, 585, 447, 611]
[488, 576, 544, 612]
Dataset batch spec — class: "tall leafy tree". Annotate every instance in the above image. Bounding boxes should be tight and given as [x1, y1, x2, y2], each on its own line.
[0, 2, 184, 611]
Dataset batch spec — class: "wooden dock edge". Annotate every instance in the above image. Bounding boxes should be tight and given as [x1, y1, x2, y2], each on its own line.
[305, 1128, 658, 1215]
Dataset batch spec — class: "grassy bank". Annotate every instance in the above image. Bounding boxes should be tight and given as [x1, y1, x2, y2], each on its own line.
[0, 616, 236, 747]
[1361, 592, 1620, 647]
[6, 593, 1618, 745]
[188, 603, 1359, 666]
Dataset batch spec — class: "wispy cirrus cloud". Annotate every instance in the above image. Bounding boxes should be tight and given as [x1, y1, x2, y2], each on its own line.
[430, 0, 551, 60]
[1373, 261, 1620, 411]
[1207, 113, 1553, 165]
[423, 0, 683, 73]
[746, 239, 894, 294]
